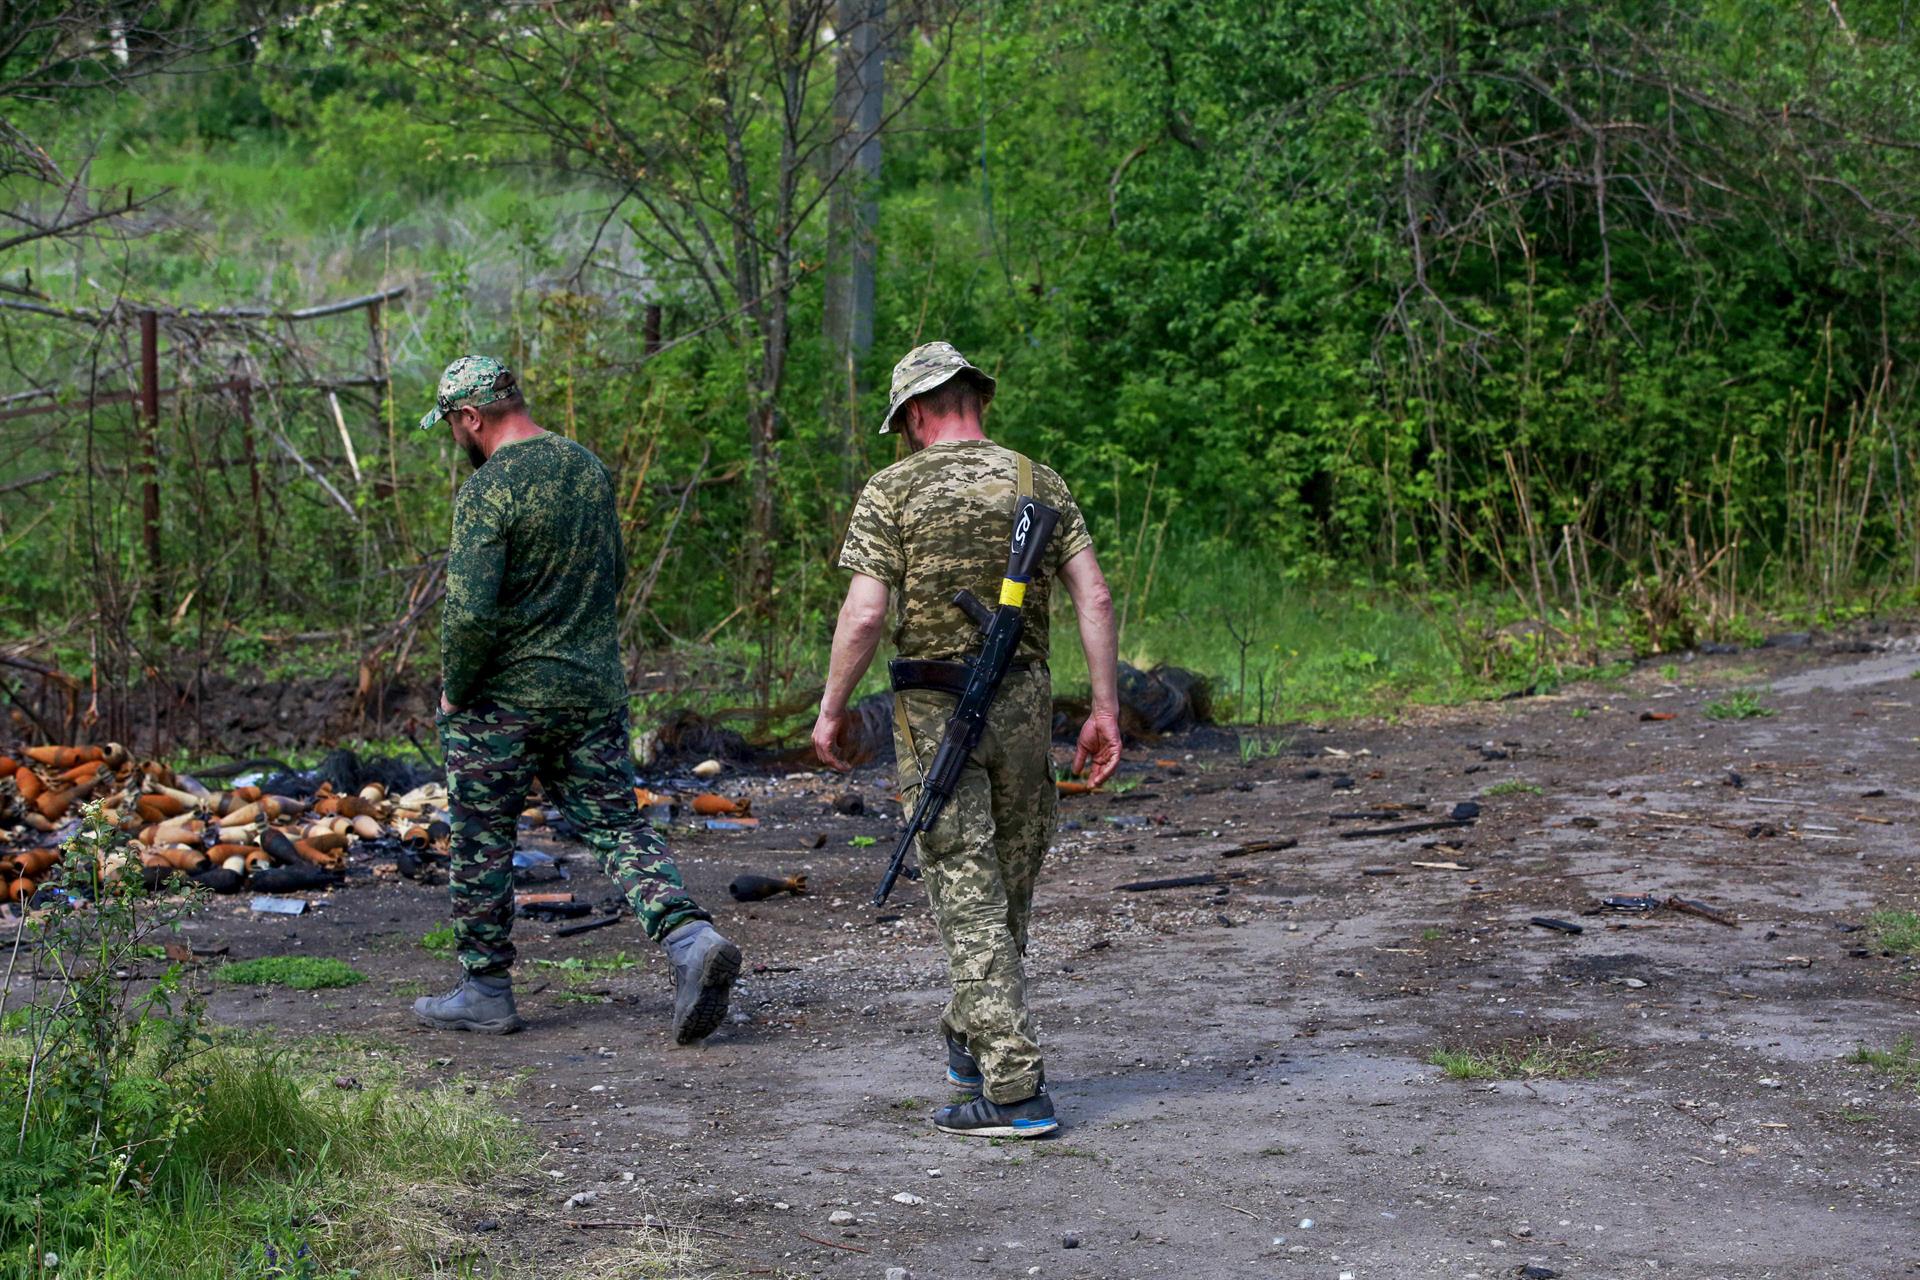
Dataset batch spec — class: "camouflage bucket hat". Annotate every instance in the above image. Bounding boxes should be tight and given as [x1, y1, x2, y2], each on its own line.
[879, 341, 996, 434]
[418, 355, 520, 430]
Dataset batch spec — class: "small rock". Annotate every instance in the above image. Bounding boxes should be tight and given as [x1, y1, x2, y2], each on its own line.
[563, 1190, 598, 1209]
[1517, 1267, 1559, 1279]
[1758, 1077, 1782, 1089]
[1298, 1218, 1314, 1230]
[473, 1218, 500, 1233]
[892, 1192, 925, 1206]
[1340, 1272, 1356, 1280]
[692, 758, 724, 779]
[1451, 800, 1482, 820]
[829, 1210, 857, 1226]
[774, 1201, 790, 1210]
[832, 792, 866, 816]
[1062, 1235, 1080, 1249]
[1510, 1225, 1533, 1238]
[886, 1268, 911, 1280]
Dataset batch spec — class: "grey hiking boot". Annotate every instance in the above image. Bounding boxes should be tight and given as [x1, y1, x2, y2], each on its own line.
[663, 921, 741, 1045]
[946, 1033, 982, 1091]
[933, 1081, 1058, 1138]
[413, 973, 526, 1035]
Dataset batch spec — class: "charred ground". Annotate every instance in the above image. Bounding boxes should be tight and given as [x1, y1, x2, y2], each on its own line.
[170, 639, 1919, 1279]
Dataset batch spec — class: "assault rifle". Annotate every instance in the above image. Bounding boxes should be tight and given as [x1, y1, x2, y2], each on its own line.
[871, 494, 1061, 906]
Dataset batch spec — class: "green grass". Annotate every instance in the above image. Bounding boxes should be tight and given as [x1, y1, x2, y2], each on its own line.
[848, 835, 878, 847]
[1419, 927, 1446, 943]
[1481, 780, 1543, 797]
[533, 951, 643, 974]
[1703, 689, 1777, 721]
[0, 1042, 531, 1278]
[218, 956, 367, 990]
[419, 924, 457, 954]
[1429, 1037, 1621, 1081]
[1867, 909, 1920, 955]
[1848, 1036, 1920, 1088]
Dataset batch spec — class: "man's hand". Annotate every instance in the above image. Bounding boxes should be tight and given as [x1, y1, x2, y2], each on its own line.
[1072, 710, 1122, 788]
[812, 706, 853, 772]
[440, 691, 459, 715]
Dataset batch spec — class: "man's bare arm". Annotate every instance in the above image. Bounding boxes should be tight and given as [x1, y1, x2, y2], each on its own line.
[1058, 547, 1122, 786]
[812, 573, 891, 771]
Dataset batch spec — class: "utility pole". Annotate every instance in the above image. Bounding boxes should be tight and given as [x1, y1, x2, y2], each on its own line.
[825, 0, 885, 489]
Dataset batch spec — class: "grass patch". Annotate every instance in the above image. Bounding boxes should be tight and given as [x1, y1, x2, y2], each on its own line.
[419, 923, 457, 954]
[218, 955, 366, 990]
[889, 1097, 923, 1111]
[1866, 909, 1920, 955]
[1429, 1037, 1620, 1081]
[1848, 1036, 1920, 1088]
[1703, 689, 1776, 720]
[0, 1041, 531, 1278]
[1481, 780, 1543, 797]
[533, 951, 643, 974]
[1418, 927, 1446, 943]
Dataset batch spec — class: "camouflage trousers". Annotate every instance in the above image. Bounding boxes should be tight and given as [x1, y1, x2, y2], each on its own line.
[894, 668, 1056, 1104]
[438, 701, 707, 977]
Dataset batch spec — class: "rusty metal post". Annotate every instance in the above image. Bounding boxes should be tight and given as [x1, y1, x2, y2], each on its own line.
[236, 379, 268, 572]
[138, 310, 163, 615]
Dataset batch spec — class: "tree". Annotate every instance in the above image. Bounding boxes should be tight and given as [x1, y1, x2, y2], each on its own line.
[374, 0, 967, 707]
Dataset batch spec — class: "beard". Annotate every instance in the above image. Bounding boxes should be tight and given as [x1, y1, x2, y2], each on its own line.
[462, 438, 487, 470]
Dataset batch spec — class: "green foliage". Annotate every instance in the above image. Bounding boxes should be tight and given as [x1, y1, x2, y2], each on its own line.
[7, 1, 1920, 732]
[418, 924, 456, 954]
[1703, 690, 1777, 721]
[1481, 781, 1544, 797]
[1867, 910, 1920, 956]
[216, 957, 367, 991]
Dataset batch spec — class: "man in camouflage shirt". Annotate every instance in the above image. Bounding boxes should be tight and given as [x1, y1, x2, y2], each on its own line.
[814, 342, 1121, 1137]
[412, 355, 741, 1042]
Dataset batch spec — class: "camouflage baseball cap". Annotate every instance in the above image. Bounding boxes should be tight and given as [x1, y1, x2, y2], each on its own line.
[879, 341, 995, 434]
[418, 355, 521, 430]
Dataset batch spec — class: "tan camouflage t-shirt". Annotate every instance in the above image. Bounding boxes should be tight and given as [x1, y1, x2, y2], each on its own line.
[839, 440, 1093, 664]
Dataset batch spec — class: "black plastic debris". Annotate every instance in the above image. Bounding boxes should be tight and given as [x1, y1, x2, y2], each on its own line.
[1530, 916, 1584, 934]
[1450, 801, 1482, 820]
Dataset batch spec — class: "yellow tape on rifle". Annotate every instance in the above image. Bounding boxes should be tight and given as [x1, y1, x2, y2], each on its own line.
[999, 578, 1027, 607]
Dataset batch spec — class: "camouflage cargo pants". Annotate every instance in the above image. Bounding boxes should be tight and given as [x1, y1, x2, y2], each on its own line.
[894, 668, 1056, 1104]
[438, 701, 707, 977]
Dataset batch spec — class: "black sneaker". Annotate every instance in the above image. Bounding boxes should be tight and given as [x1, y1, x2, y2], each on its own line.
[946, 1034, 983, 1091]
[933, 1085, 1058, 1138]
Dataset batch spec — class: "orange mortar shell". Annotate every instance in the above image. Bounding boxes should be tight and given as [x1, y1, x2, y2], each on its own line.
[7, 849, 60, 878]
[138, 793, 187, 821]
[0, 756, 15, 776]
[14, 768, 44, 802]
[35, 788, 77, 821]
[350, 815, 383, 841]
[154, 847, 208, 872]
[304, 832, 350, 854]
[691, 793, 748, 817]
[8, 879, 35, 903]
[25, 745, 103, 769]
[58, 760, 105, 785]
[291, 839, 341, 870]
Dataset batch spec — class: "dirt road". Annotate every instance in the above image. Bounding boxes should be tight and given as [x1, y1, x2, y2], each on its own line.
[193, 639, 1920, 1279]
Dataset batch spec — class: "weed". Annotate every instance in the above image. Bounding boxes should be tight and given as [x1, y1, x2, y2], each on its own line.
[1107, 777, 1141, 794]
[889, 1097, 922, 1111]
[218, 956, 367, 990]
[1866, 909, 1920, 955]
[1237, 733, 1291, 764]
[1659, 662, 1680, 681]
[555, 992, 612, 1004]
[1848, 1036, 1920, 1088]
[1259, 1145, 1288, 1157]
[1419, 927, 1446, 943]
[1429, 1037, 1620, 1081]
[849, 835, 877, 848]
[389, 979, 428, 998]
[533, 951, 642, 974]
[420, 923, 457, 953]
[1569, 706, 1592, 718]
[1481, 780, 1543, 797]
[1703, 689, 1776, 720]
[1839, 1109, 1873, 1123]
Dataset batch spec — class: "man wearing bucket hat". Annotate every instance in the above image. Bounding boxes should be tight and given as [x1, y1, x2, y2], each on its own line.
[413, 355, 741, 1041]
[813, 341, 1122, 1137]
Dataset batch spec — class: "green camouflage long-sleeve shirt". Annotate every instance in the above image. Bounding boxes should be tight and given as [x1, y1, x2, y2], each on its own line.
[442, 433, 628, 710]
[839, 440, 1093, 664]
